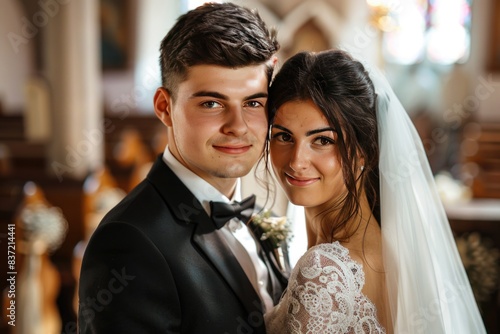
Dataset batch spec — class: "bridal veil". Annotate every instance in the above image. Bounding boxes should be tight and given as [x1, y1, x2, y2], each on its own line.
[372, 68, 486, 333]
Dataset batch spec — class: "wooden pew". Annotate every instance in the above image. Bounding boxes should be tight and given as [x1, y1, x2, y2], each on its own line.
[462, 122, 500, 198]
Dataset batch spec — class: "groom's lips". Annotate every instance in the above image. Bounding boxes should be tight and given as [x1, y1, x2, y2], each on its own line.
[213, 144, 252, 154]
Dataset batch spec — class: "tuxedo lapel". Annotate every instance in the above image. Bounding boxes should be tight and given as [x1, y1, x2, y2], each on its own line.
[247, 223, 289, 304]
[146, 157, 264, 315]
[192, 227, 263, 315]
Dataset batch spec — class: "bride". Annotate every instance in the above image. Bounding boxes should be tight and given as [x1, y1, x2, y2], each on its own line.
[263, 49, 486, 333]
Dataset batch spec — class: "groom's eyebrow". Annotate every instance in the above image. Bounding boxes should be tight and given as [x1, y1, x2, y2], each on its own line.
[191, 91, 268, 100]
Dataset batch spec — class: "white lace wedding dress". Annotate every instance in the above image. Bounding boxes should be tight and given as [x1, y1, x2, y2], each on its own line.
[265, 242, 385, 334]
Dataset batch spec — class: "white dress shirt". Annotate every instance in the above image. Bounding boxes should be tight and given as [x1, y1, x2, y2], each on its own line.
[162, 147, 274, 312]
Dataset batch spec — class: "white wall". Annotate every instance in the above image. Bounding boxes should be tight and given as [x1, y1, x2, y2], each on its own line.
[134, 0, 182, 112]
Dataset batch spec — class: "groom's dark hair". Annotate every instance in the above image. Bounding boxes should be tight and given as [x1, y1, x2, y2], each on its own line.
[159, 2, 279, 101]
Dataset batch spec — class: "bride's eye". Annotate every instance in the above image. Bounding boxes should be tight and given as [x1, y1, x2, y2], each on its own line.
[272, 132, 293, 143]
[313, 136, 335, 146]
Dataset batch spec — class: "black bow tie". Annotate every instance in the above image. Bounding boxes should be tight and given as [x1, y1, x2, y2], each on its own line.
[210, 195, 256, 229]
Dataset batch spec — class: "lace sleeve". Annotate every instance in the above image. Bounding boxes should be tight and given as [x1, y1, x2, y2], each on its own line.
[265, 242, 385, 334]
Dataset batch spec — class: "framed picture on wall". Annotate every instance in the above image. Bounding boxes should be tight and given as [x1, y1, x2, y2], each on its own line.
[488, 0, 500, 71]
[100, 0, 133, 70]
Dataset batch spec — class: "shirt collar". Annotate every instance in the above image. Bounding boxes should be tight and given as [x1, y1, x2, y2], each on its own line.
[162, 146, 242, 214]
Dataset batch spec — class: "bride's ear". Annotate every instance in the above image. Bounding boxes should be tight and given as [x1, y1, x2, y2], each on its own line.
[356, 153, 365, 173]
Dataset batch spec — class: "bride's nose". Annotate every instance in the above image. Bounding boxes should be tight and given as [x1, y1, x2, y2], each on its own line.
[288, 143, 310, 171]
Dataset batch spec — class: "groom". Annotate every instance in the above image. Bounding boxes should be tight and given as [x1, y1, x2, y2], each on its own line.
[78, 3, 288, 333]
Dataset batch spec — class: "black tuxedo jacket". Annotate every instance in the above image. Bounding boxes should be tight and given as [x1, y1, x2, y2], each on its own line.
[78, 157, 289, 333]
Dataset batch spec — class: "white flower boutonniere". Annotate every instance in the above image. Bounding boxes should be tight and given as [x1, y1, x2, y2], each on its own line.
[250, 210, 292, 249]
[249, 209, 293, 273]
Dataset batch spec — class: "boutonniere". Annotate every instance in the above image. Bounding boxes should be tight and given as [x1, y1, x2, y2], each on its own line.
[250, 210, 293, 249]
[248, 210, 292, 273]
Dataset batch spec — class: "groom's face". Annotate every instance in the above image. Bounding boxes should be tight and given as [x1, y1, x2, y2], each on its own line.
[155, 64, 269, 187]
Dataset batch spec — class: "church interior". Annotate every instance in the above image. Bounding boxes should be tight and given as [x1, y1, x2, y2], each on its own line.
[1, 0, 500, 332]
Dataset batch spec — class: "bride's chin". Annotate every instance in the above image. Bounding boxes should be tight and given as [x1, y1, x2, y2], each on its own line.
[285, 193, 316, 207]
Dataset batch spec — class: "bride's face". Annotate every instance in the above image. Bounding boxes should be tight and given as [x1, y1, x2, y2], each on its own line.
[270, 100, 346, 208]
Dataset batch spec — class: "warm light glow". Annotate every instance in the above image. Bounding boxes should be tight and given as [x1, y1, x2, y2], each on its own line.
[378, 15, 398, 32]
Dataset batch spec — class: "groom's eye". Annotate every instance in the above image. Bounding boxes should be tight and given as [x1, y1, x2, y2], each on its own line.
[201, 101, 222, 109]
[245, 100, 264, 108]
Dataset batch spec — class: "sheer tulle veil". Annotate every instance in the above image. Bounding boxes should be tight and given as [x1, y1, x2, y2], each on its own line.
[370, 68, 486, 333]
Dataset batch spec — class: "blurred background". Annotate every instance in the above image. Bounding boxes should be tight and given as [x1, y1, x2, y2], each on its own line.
[0, 0, 499, 333]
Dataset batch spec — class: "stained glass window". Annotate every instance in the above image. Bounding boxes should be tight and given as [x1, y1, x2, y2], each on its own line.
[380, 0, 472, 64]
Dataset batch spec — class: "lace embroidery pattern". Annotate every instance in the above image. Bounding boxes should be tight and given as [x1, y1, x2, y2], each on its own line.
[265, 242, 385, 334]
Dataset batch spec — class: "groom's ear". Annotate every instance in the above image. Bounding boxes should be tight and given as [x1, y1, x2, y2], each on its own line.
[154, 87, 173, 127]
[270, 56, 278, 67]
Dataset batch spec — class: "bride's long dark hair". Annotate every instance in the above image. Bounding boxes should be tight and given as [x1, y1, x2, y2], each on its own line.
[265, 49, 380, 242]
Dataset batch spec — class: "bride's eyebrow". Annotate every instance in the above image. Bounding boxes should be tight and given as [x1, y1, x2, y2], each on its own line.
[271, 124, 292, 134]
[272, 124, 337, 136]
[306, 127, 336, 136]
